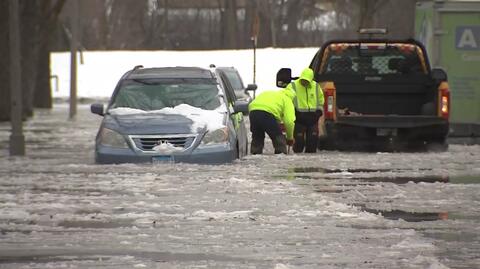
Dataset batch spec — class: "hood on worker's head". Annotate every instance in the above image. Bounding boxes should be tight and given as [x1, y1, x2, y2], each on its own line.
[282, 88, 296, 100]
[299, 68, 314, 84]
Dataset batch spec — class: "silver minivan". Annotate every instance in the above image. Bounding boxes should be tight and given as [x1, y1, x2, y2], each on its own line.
[90, 66, 254, 164]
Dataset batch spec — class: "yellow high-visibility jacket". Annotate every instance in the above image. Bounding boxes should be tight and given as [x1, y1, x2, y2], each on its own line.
[286, 68, 324, 113]
[248, 89, 296, 140]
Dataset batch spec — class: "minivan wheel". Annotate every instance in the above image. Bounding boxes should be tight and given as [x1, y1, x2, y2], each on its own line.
[236, 142, 240, 159]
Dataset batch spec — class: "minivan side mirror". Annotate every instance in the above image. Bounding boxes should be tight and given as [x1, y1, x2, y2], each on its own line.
[244, 84, 257, 99]
[431, 68, 447, 82]
[91, 103, 105, 116]
[245, 84, 257, 93]
[233, 100, 250, 115]
[277, 68, 292, 88]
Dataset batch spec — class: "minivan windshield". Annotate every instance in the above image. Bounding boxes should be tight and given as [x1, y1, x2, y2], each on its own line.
[110, 78, 222, 111]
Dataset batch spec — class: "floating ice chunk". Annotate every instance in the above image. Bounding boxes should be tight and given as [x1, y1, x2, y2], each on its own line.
[274, 264, 292, 269]
[336, 212, 358, 218]
[192, 209, 252, 220]
[411, 255, 451, 269]
[392, 237, 435, 250]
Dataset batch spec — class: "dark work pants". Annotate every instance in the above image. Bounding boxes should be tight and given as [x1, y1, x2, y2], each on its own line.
[293, 111, 322, 153]
[249, 110, 286, 154]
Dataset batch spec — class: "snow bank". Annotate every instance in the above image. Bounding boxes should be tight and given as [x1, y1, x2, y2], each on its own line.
[50, 47, 318, 98]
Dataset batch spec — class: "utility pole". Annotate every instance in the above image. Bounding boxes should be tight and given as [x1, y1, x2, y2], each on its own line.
[9, 0, 25, 156]
[251, 11, 260, 85]
[69, 0, 79, 119]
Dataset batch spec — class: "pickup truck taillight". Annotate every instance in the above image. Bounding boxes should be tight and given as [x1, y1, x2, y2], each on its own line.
[323, 82, 336, 120]
[438, 82, 450, 120]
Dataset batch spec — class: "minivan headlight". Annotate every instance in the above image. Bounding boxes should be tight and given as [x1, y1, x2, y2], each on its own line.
[201, 127, 229, 145]
[99, 128, 128, 148]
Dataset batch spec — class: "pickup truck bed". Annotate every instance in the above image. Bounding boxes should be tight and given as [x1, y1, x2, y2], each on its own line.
[320, 74, 438, 115]
[311, 39, 450, 151]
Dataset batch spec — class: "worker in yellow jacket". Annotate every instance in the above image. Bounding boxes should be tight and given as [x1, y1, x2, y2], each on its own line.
[248, 88, 296, 154]
[286, 67, 324, 153]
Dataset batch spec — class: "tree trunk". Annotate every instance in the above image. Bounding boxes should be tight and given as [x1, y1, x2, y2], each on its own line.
[224, 0, 237, 49]
[257, 0, 273, 48]
[163, 0, 169, 49]
[380, 0, 416, 39]
[269, 0, 277, 47]
[108, 0, 148, 49]
[0, 1, 11, 121]
[359, 0, 375, 29]
[20, 0, 40, 118]
[34, 0, 65, 109]
[358, 0, 390, 29]
[285, 0, 302, 47]
[35, 47, 52, 108]
[243, 0, 254, 48]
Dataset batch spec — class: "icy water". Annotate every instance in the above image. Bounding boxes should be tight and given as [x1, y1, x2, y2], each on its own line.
[0, 104, 479, 269]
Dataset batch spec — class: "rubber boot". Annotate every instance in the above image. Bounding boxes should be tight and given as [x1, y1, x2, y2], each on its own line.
[305, 126, 318, 153]
[273, 135, 287, 154]
[250, 138, 264, 155]
[293, 126, 306, 153]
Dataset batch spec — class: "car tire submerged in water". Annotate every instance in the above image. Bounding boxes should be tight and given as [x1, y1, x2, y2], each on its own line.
[426, 140, 449, 152]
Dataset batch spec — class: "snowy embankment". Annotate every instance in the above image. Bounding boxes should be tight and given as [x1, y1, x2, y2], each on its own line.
[50, 47, 318, 98]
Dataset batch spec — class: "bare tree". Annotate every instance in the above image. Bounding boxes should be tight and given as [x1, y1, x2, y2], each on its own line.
[224, 0, 238, 48]
[35, 0, 66, 109]
[20, 0, 41, 117]
[285, 0, 303, 47]
[376, 0, 416, 39]
[78, 0, 109, 49]
[108, 0, 148, 49]
[0, 1, 10, 121]
[0, 0, 65, 121]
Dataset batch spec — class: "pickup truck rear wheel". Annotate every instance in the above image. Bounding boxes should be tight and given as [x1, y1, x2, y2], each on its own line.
[426, 140, 448, 152]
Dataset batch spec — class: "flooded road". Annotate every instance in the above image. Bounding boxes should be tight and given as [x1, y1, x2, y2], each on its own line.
[0, 104, 479, 268]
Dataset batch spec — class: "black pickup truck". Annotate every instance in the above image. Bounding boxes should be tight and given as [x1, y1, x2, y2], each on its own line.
[278, 37, 450, 151]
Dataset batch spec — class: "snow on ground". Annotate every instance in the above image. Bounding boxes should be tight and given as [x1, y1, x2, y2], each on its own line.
[50, 48, 318, 98]
[0, 105, 479, 268]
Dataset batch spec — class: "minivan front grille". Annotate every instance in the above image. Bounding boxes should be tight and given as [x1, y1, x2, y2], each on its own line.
[129, 134, 197, 152]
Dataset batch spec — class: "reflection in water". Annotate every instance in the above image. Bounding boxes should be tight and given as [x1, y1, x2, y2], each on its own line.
[313, 188, 345, 193]
[449, 174, 480, 184]
[354, 205, 449, 222]
[359, 175, 449, 184]
[291, 167, 395, 174]
[58, 219, 135, 228]
[284, 167, 480, 185]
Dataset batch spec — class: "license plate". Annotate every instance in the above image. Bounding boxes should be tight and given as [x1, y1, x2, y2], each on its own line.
[376, 128, 397, 136]
[152, 155, 173, 164]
